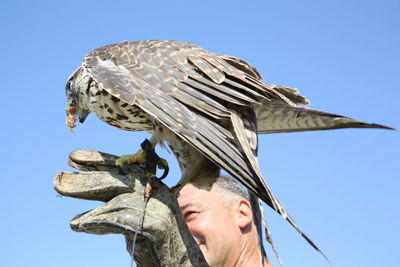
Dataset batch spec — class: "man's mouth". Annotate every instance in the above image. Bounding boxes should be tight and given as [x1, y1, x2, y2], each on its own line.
[192, 234, 205, 246]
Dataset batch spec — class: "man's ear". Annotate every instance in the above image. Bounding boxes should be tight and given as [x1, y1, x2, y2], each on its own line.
[236, 199, 253, 230]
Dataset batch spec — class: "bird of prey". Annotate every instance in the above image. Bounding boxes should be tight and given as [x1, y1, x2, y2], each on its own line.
[65, 40, 392, 254]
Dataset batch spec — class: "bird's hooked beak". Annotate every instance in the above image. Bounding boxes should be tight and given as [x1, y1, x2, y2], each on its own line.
[78, 108, 90, 123]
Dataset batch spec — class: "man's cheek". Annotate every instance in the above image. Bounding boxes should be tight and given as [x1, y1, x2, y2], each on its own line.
[197, 213, 211, 229]
[186, 220, 203, 239]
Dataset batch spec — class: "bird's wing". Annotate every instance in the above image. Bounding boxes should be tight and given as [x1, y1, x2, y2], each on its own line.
[82, 40, 326, 254]
[82, 40, 264, 182]
[82, 40, 288, 202]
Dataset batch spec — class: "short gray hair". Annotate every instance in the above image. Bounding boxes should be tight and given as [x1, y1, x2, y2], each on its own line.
[211, 175, 249, 204]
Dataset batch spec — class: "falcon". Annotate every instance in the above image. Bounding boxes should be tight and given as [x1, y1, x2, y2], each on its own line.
[65, 40, 392, 253]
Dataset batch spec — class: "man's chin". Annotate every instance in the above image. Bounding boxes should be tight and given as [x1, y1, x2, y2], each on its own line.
[192, 235, 206, 249]
[198, 243, 206, 254]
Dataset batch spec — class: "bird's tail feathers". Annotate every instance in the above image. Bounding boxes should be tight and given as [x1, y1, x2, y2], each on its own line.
[255, 101, 394, 134]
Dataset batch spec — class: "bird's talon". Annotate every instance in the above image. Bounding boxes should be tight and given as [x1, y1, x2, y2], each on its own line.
[157, 158, 169, 170]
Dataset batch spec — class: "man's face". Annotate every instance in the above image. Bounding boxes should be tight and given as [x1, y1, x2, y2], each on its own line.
[178, 184, 242, 266]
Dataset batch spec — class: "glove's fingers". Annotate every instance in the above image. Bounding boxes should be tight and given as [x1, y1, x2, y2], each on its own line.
[68, 150, 121, 172]
[54, 171, 138, 201]
[71, 192, 161, 266]
[70, 193, 148, 236]
[70, 192, 208, 267]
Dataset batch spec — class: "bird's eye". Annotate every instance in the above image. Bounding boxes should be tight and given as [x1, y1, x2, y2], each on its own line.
[66, 80, 75, 96]
[67, 79, 73, 90]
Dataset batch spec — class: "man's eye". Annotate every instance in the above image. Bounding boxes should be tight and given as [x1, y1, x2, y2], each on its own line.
[183, 211, 198, 220]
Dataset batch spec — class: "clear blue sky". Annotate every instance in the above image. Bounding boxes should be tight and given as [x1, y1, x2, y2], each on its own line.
[1, 1, 398, 266]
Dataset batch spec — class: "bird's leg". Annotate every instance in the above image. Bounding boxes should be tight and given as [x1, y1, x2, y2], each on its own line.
[141, 139, 169, 181]
[115, 136, 168, 170]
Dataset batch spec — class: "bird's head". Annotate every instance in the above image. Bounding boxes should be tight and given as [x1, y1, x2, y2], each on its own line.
[65, 67, 91, 132]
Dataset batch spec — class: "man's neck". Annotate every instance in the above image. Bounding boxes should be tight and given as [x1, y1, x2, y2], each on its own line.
[228, 234, 273, 267]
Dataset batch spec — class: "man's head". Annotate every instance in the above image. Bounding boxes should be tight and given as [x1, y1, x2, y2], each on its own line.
[178, 175, 265, 267]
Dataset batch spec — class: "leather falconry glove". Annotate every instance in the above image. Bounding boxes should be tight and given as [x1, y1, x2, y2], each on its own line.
[54, 149, 208, 267]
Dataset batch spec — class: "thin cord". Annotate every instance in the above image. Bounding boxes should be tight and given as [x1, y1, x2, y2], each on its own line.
[130, 196, 149, 267]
